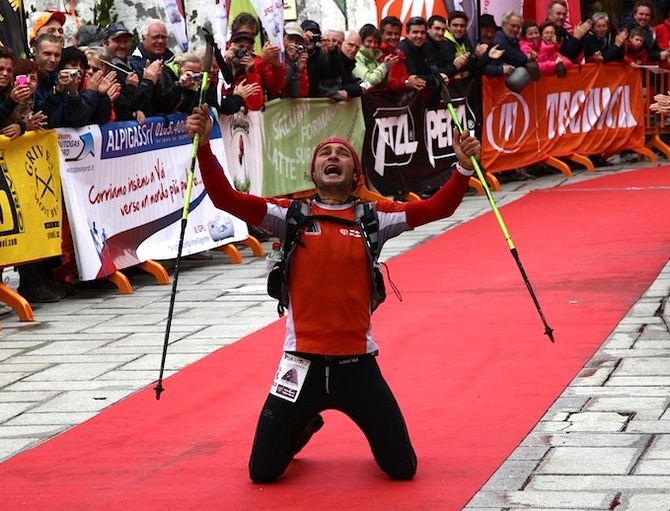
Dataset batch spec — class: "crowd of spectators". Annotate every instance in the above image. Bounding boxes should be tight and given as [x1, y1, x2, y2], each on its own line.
[1, 0, 669, 304]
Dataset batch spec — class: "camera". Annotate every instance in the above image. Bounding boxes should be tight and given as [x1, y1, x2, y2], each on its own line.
[66, 69, 79, 79]
[233, 47, 248, 59]
[295, 44, 307, 53]
[190, 72, 203, 82]
[15, 74, 27, 86]
[311, 34, 321, 43]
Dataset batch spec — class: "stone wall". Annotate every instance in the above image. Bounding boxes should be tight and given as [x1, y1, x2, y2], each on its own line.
[25, 0, 378, 50]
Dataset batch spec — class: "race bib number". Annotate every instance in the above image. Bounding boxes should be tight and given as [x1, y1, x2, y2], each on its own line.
[270, 353, 311, 403]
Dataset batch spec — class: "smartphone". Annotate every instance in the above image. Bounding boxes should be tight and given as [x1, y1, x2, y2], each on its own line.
[15, 74, 27, 86]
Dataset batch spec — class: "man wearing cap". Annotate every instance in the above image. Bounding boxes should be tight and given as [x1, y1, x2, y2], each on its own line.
[478, 14, 498, 45]
[29, 11, 66, 47]
[276, 21, 309, 99]
[185, 102, 481, 483]
[220, 30, 264, 110]
[129, 19, 181, 116]
[101, 22, 148, 121]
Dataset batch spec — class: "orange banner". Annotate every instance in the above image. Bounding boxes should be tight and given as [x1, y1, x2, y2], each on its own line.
[482, 64, 645, 173]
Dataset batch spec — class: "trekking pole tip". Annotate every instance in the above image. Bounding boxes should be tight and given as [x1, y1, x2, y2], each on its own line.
[545, 326, 555, 343]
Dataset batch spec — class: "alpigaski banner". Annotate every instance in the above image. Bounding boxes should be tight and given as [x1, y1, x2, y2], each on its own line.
[482, 64, 645, 173]
[262, 98, 365, 197]
[57, 114, 248, 281]
[361, 89, 476, 196]
[0, 130, 63, 267]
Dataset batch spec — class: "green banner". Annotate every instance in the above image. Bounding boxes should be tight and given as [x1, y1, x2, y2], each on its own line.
[262, 98, 365, 197]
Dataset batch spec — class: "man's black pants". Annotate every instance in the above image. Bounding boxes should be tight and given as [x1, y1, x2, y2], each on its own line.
[248, 352, 417, 483]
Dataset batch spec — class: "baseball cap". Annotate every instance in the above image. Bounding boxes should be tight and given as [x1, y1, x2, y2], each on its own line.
[301, 19, 321, 36]
[29, 11, 67, 45]
[104, 22, 132, 40]
[230, 31, 255, 43]
[284, 21, 305, 38]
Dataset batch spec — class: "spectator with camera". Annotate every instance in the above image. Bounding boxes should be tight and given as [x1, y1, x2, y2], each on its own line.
[300, 19, 331, 97]
[51, 47, 120, 126]
[221, 31, 264, 111]
[129, 19, 182, 116]
[5, 58, 48, 136]
[217, 13, 284, 101]
[0, 48, 44, 139]
[274, 21, 310, 99]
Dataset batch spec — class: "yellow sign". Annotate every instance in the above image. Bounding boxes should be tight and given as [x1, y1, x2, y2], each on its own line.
[0, 130, 62, 267]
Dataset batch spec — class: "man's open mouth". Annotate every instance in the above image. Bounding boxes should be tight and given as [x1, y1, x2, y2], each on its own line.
[324, 165, 341, 175]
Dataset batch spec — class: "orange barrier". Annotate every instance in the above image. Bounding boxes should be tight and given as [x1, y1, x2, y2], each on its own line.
[482, 63, 652, 175]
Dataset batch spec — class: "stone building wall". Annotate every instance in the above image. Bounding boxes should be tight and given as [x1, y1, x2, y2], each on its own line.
[25, 0, 378, 50]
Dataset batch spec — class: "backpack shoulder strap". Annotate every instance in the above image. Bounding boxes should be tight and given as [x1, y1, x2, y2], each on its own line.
[355, 201, 380, 261]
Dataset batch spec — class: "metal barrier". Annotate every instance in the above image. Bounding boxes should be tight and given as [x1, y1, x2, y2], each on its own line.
[642, 66, 670, 159]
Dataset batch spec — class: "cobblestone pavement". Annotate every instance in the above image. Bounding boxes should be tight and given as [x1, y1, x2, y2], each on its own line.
[1, 163, 669, 510]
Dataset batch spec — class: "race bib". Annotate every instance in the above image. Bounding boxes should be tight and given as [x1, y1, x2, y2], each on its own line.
[270, 353, 311, 403]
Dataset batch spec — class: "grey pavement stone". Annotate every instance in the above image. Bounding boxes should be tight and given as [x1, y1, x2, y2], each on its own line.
[606, 376, 670, 386]
[0, 424, 66, 438]
[565, 412, 629, 432]
[571, 366, 616, 386]
[584, 397, 668, 420]
[0, 438, 43, 461]
[0, 402, 38, 423]
[626, 421, 670, 433]
[0, 391, 60, 403]
[25, 340, 112, 356]
[619, 494, 670, 511]
[615, 358, 670, 376]
[466, 489, 613, 509]
[0, 372, 31, 389]
[27, 390, 130, 413]
[23, 362, 127, 381]
[527, 474, 670, 491]
[3, 411, 98, 426]
[568, 386, 670, 397]
[633, 458, 670, 475]
[646, 434, 670, 457]
[537, 447, 640, 474]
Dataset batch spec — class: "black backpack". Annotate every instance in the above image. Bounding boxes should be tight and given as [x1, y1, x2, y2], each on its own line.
[267, 197, 387, 317]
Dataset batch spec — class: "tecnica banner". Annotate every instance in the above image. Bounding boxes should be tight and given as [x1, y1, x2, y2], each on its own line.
[482, 64, 644, 173]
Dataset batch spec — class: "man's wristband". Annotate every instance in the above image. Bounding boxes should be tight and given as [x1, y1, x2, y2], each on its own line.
[455, 162, 474, 176]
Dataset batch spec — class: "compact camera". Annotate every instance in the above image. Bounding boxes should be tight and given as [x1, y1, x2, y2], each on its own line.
[233, 47, 248, 59]
[295, 44, 307, 53]
[190, 72, 203, 81]
[15, 74, 27, 86]
[66, 69, 79, 79]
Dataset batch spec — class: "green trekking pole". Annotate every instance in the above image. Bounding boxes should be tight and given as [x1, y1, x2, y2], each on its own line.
[433, 70, 554, 342]
[155, 33, 215, 399]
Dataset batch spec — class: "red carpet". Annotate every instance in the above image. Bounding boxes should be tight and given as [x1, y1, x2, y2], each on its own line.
[2, 167, 670, 510]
